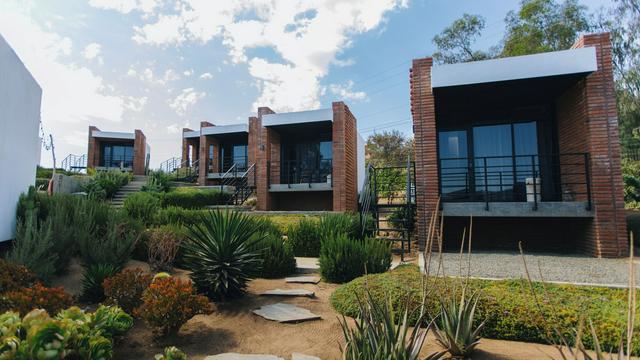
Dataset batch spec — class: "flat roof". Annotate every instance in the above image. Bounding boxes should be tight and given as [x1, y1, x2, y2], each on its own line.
[431, 46, 597, 88]
[92, 130, 135, 140]
[184, 123, 248, 138]
[262, 108, 333, 127]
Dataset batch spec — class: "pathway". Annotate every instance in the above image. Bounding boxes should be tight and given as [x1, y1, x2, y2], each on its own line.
[111, 175, 147, 207]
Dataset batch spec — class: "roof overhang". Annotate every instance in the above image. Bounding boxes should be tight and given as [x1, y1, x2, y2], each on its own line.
[431, 47, 597, 89]
[92, 131, 135, 140]
[262, 108, 333, 127]
[183, 124, 248, 138]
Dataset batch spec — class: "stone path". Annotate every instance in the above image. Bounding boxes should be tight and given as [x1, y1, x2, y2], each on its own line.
[205, 354, 319, 360]
[259, 289, 314, 297]
[253, 303, 321, 323]
[285, 276, 320, 284]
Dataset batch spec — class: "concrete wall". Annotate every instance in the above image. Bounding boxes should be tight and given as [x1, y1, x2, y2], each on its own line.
[356, 131, 366, 193]
[0, 35, 42, 242]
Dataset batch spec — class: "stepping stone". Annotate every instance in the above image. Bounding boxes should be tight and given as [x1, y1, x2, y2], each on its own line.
[285, 276, 320, 284]
[260, 289, 315, 297]
[253, 303, 321, 323]
[291, 353, 320, 360]
[205, 354, 283, 360]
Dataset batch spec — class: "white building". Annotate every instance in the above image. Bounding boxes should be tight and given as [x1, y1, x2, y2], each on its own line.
[0, 34, 42, 242]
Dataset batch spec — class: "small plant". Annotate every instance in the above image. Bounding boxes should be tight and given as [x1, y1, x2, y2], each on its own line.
[155, 346, 188, 360]
[162, 188, 231, 209]
[340, 290, 444, 360]
[124, 192, 161, 225]
[91, 304, 135, 337]
[5, 210, 57, 282]
[255, 233, 297, 278]
[320, 234, 391, 283]
[134, 276, 213, 337]
[434, 289, 485, 358]
[78, 213, 139, 270]
[287, 217, 322, 257]
[0, 282, 73, 315]
[147, 226, 183, 271]
[47, 196, 77, 273]
[0, 259, 37, 293]
[103, 268, 153, 314]
[82, 263, 121, 303]
[142, 171, 174, 193]
[318, 213, 362, 241]
[182, 211, 264, 300]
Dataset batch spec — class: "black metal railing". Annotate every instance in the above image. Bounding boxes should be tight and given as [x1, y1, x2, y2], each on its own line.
[100, 155, 134, 170]
[219, 156, 249, 173]
[439, 153, 592, 210]
[267, 159, 333, 187]
[61, 154, 87, 172]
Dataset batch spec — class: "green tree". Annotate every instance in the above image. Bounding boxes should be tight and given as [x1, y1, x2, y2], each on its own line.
[432, 14, 493, 64]
[365, 130, 412, 167]
[501, 0, 592, 57]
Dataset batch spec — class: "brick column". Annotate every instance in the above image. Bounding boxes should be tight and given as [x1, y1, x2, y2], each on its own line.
[572, 33, 627, 257]
[332, 102, 358, 212]
[198, 122, 215, 185]
[248, 116, 260, 188]
[132, 129, 147, 175]
[255, 107, 276, 210]
[87, 126, 100, 170]
[410, 58, 439, 250]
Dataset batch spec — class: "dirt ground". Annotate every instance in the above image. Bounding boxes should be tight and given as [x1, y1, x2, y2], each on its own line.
[53, 258, 603, 360]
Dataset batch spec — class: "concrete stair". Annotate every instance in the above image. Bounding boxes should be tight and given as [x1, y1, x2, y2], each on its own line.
[111, 175, 147, 207]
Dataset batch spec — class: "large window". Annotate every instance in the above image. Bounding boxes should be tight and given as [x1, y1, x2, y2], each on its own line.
[280, 140, 333, 184]
[219, 143, 248, 172]
[100, 143, 134, 169]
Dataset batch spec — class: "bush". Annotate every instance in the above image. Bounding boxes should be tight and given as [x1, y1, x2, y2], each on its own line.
[5, 210, 57, 283]
[47, 195, 78, 273]
[287, 218, 322, 257]
[124, 192, 161, 225]
[0, 283, 73, 315]
[156, 347, 188, 360]
[84, 170, 131, 199]
[330, 265, 640, 355]
[82, 263, 121, 303]
[147, 226, 184, 271]
[142, 171, 173, 193]
[627, 211, 640, 246]
[182, 211, 264, 300]
[134, 276, 213, 337]
[77, 211, 140, 269]
[16, 186, 52, 221]
[319, 234, 391, 284]
[255, 234, 297, 278]
[161, 188, 231, 209]
[0, 305, 133, 359]
[0, 259, 37, 293]
[103, 268, 153, 314]
[155, 207, 204, 226]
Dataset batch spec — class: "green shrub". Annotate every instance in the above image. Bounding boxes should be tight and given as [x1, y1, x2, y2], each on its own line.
[319, 234, 391, 283]
[16, 186, 52, 221]
[182, 211, 264, 300]
[47, 195, 77, 273]
[0, 305, 133, 359]
[142, 171, 173, 193]
[287, 218, 322, 257]
[81, 263, 121, 303]
[5, 211, 57, 283]
[156, 347, 188, 360]
[161, 188, 231, 209]
[147, 226, 184, 271]
[155, 207, 204, 226]
[124, 192, 161, 225]
[77, 211, 140, 269]
[84, 170, 131, 199]
[627, 211, 640, 246]
[330, 265, 640, 355]
[255, 233, 297, 278]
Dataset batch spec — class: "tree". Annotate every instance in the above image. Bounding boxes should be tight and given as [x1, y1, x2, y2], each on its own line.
[501, 0, 591, 57]
[432, 14, 493, 64]
[365, 130, 412, 167]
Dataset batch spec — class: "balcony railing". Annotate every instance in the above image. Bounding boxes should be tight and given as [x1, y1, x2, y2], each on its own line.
[210, 156, 249, 174]
[268, 159, 333, 187]
[439, 153, 591, 210]
[100, 155, 134, 170]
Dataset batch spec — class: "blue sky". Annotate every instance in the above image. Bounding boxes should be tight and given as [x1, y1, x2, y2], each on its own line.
[0, 0, 613, 167]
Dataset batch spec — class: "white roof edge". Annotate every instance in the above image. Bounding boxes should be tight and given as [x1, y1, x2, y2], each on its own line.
[262, 108, 333, 127]
[431, 47, 597, 88]
[183, 123, 249, 138]
[92, 130, 135, 140]
[183, 130, 200, 138]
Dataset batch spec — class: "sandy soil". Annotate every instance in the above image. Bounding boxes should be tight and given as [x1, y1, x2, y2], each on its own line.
[53, 258, 605, 360]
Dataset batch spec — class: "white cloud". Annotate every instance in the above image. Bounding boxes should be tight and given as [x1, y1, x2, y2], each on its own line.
[183, 69, 194, 77]
[0, 11, 125, 164]
[199, 72, 213, 79]
[138, 67, 181, 84]
[125, 0, 407, 111]
[89, 0, 161, 14]
[166, 123, 181, 134]
[168, 87, 205, 116]
[329, 80, 367, 101]
[124, 96, 148, 112]
[81, 42, 101, 60]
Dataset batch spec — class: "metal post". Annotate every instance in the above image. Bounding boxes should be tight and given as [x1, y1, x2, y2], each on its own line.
[483, 157, 489, 211]
[584, 153, 592, 211]
[531, 155, 538, 211]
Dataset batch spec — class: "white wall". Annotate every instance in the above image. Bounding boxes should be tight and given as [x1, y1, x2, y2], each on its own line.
[357, 132, 365, 193]
[0, 35, 42, 242]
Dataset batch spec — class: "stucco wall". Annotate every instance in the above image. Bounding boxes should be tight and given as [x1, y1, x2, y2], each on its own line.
[0, 35, 42, 242]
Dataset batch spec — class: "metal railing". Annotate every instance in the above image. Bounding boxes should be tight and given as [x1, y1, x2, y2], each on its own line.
[267, 159, 333, 187]
[158, 157, 199, 182]
[159, 157, 182, 173]
[61, 154, 87, 172]
[100, 155, 133, 170]
[220, 163, 256, 205]
[438, 153, 592, 210]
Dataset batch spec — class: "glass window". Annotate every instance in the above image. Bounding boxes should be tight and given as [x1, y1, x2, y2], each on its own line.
[438, 131, 468, 197]
[473, 124, 514, 195]
[514, 121, 539, 183]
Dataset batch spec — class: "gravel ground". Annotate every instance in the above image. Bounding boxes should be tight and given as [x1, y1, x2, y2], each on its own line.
[423, 251, 640, 287]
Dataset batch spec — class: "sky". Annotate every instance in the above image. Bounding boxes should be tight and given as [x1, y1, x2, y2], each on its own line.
[0, 0, 614, 168]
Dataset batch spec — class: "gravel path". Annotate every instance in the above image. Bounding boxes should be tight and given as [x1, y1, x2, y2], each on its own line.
[424, 251, 640, 287]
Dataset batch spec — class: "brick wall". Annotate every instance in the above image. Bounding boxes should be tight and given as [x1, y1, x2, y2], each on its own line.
[197, 122, 217, 186]
[332, 101, 358, 212]
[87, 126, 100, 170]
[255, 107, 276, 210]
[570, 33, 627, 257]
[132, 129, 147, 175]
[410, 58, 439, 249]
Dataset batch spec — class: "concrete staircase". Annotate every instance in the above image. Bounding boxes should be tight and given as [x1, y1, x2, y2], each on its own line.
[111, 175, 147, 207]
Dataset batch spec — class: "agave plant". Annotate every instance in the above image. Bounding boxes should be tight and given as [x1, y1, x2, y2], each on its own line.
[182, 211, 264, 300]
[81, 263, 120, 303]
[340, 290, 445, 360]
[434, 289, 485, 358]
